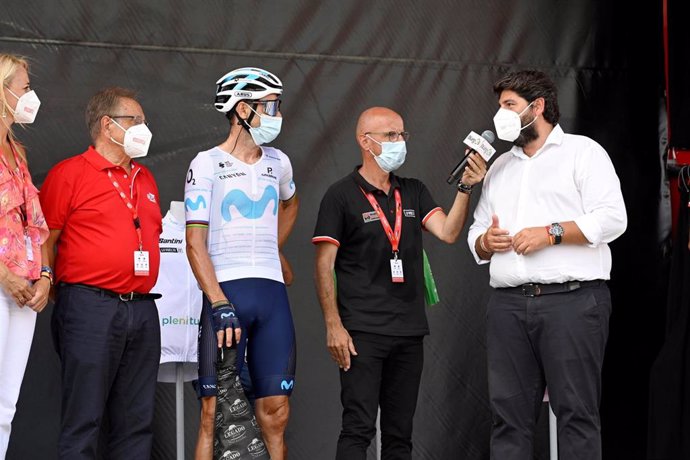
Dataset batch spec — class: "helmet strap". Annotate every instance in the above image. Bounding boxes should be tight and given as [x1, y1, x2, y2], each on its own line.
[231, 102, 256, 133]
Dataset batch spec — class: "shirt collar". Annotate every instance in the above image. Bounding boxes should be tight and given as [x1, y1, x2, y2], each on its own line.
[350, 165, 400, 193]
[82, 145, 136, 171]
[509, 124, 564, 159]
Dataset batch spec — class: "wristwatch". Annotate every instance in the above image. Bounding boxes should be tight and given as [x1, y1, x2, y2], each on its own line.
[548, 222, 564, 245]
[40, 265, 54, 285]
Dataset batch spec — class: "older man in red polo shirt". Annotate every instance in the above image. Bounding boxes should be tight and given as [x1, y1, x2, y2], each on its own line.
[40, 87, 162, 460]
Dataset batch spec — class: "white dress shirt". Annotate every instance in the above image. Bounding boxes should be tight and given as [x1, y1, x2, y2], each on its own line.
[467, 124, 627, 288]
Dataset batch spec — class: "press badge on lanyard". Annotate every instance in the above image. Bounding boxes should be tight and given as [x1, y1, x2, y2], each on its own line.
[24, 233, 34, 261]
[360, 187, 405, 283]
[134, 250, 150, 276]
[108, 169, 150, 276]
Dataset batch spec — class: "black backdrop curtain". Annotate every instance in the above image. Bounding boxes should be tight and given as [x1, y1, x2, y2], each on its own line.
[648, 168, 690, 460]
[1, 1, 663, 459]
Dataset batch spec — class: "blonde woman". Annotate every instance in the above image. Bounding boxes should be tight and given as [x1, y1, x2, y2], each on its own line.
[0, 53, 49, 459]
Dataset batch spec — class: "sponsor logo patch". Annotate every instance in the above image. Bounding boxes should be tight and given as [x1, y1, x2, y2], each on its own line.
[185, 195, 207, 211]
[362, 211, 380, 223]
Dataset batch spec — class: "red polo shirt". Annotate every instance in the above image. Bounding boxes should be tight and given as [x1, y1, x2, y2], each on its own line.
[40, 146, 162, 293]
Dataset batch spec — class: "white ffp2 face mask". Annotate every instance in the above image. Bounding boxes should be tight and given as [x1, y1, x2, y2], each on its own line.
[110, 119, 153, 158]
[492, 101, 536, 142]
[7, 89, 41, 124]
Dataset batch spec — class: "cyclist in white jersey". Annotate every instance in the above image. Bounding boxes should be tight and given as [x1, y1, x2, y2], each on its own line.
[186, 144, 295, 282]
[185, 67, 299, 460]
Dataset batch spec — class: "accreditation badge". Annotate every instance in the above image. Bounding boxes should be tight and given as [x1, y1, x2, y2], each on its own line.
[390, 258, 404, 283]
[134, 250, 150, 276]
[24, 233, 34, 261]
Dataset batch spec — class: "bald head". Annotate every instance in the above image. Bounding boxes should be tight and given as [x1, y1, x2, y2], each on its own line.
[356, 107, 403, 139]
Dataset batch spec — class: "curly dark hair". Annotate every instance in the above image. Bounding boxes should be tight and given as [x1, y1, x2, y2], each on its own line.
[493, 70, 560, 125]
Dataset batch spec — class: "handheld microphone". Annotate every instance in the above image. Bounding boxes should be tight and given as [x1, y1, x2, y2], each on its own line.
[446, 130, 496, 184]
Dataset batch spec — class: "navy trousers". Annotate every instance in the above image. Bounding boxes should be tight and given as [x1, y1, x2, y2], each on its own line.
[487, 281, 611, 460]
[51, 284, 161, 460]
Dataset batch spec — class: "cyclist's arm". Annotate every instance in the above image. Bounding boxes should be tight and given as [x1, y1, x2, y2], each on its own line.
[186, 225, 226, 303]
[278, 193, 299, 249]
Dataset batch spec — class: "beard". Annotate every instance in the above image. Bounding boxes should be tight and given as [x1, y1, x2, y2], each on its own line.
[514, 112, 539, 147]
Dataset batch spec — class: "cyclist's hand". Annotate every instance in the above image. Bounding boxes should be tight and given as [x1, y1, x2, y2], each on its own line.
[211, 300, 241, 348]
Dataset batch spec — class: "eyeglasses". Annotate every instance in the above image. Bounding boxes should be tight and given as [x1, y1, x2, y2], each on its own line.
[247, 99, 282, 117]
[364, 131, 410, 142]
[109, 115, 149, 126]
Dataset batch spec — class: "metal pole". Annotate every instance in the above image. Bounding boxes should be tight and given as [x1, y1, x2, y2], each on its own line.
[376, 408, 381, 460]
[549, 403, 558, 460]
[176, 363, 185, 460]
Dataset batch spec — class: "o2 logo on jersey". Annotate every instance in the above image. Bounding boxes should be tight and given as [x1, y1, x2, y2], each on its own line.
[186, 169, 196, 185]
[185, 195, 207, 211]
[221, 186, 278, 222]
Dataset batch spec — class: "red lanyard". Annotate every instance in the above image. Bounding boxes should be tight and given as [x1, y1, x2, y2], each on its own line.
[107, 168, 143, 250]
[360, 186, 402, 256]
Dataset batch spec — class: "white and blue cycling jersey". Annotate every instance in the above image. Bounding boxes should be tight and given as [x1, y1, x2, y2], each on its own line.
[184, 146, 296, 284]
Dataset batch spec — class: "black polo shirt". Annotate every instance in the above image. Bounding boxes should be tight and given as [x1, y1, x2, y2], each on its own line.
[312, 167, 441, 336]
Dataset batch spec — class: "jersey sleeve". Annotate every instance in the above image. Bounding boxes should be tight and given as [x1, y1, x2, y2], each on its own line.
[184, 153, 214, 226]
[39, 161, 75, 230]
[312, 186, 344, 247]
[278, 152, 296, 201]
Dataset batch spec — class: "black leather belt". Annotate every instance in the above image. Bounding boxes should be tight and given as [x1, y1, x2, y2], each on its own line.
[500, 280, 604, 297]
[59, 283, 162, 301]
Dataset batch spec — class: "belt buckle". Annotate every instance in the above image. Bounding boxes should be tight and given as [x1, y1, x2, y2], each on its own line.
[522, 283, 541, 297]
[119, 292, 134, 302]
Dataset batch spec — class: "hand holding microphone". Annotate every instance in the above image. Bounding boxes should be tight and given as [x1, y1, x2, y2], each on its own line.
[446, 130, 496, 185]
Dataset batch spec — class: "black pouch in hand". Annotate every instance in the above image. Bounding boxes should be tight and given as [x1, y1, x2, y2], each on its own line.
[214, 346, 270, 460]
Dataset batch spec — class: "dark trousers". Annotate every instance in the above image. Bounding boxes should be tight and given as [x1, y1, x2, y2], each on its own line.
[487, 281, 611, 460]
[51, 284, 161, 460]
[336, 332, 424, 460]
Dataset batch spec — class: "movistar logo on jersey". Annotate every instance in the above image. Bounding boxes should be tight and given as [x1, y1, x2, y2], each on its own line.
[185, 195, 207, 211]
[280, 379, 294, 390]
[220, 312, 235, 319]
[221, 186, 278, 222]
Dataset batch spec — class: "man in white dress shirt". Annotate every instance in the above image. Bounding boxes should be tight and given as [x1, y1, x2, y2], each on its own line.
[467, 69, 627, 460]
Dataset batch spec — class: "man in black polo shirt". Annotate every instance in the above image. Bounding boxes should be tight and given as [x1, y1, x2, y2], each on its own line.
[312, 106, 487, 460]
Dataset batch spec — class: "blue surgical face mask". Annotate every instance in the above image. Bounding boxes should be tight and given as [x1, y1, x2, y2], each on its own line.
[367, 136, 407, 172]
[247, 106, 282, 145]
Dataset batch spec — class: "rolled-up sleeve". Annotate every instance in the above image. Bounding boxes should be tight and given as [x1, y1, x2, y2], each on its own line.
[467, 170, 494, 265]
[574, 142, 627, 246]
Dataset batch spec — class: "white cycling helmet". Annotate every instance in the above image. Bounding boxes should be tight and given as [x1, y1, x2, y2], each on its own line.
[214, 67, 283, 113]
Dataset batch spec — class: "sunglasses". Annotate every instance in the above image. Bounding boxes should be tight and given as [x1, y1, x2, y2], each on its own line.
[248, 99, 282, 117]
